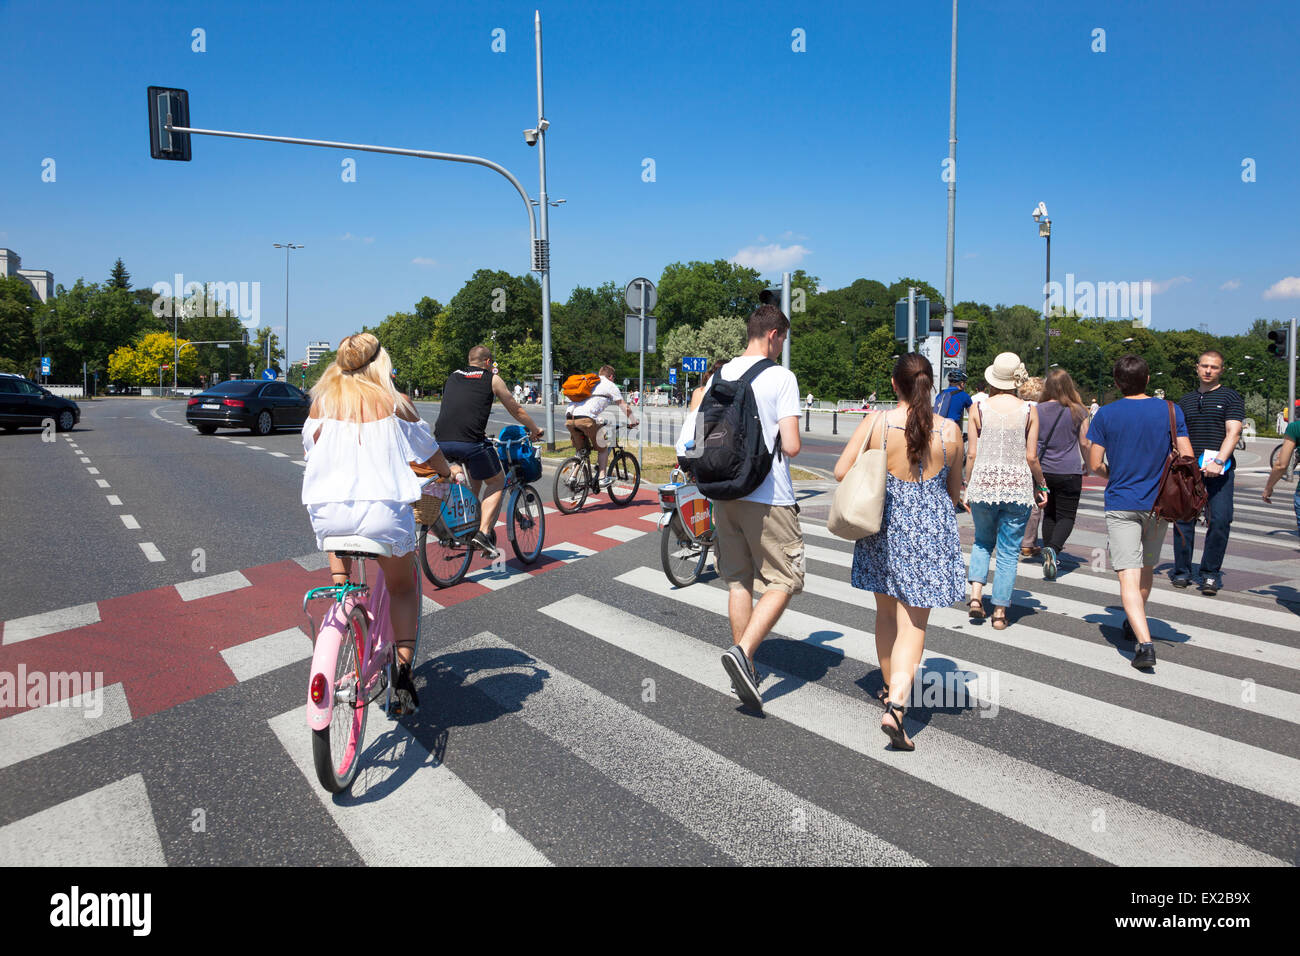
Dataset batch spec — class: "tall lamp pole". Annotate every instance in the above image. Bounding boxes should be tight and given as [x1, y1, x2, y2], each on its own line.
[1032, 202, 1051, 374]
[532, 10, 556, 447]
[942, 0, 958, 365]
[273, 242, 303, 381]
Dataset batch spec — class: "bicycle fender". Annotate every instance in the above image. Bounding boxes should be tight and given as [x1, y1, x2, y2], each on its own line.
[306, 614, 345, 731]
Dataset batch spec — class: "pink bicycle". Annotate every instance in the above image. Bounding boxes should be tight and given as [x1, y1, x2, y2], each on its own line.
[302, 535, 422, 793]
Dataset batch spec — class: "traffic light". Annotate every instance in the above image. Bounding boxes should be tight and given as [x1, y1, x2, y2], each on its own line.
[1268, 327, 1289, 358]
[148, 87, 192, 161]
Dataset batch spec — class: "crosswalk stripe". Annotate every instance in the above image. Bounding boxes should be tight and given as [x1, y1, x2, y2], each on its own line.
[801, 543, 1300, 670]
[220, 628, 312, 682]
[174, 570, 251, 602]
[790, 558, 1300, 722]
[594, 525, 648, 542]
[1040, 525, 1288, 575]
[616, 567, 1300, 804]
[267, 704, 551, 866]
[442, 631, 922, 866]
[463, 542, 595, 590]
[3, 602, 101, 645]
[0, 683, 132, 770]
[640, 512, 667, 525]
[1080, 488, 1283, 520]
[1070, 505, 1298, 545]
[539, 595, 1285, 866]
[0, 774, 166, 866]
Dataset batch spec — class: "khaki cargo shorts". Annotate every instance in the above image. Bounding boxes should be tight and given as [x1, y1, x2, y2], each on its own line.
[713, 499, 805, 595]
[565, 416, 601, 454]
[1105, 510, 1168, 570]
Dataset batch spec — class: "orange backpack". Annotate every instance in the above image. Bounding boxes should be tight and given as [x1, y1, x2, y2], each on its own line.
[562, 373, 601, 401]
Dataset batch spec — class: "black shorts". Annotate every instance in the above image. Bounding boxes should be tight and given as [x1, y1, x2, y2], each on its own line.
[438, 440, 502, 481]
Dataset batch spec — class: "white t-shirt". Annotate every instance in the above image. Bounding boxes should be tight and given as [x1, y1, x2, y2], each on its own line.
[301, 414, 438, 506]
[972, 391, 989, 410]
[568, 377, 622, 419]
[714, 355, 801, 506]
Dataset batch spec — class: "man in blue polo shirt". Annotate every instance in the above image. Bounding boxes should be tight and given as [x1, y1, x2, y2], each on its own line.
[934, 369, 973, 434]
[1087, 354, 1193, 671]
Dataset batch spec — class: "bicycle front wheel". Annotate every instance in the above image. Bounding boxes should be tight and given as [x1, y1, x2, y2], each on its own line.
[510, 484, 546, 564]
[553, 456, 589, 513]
[661, 517, 708, 587]
[311, 605, 370, 793]
[417, 522, 473, 588]
[607, 449, 641, 505]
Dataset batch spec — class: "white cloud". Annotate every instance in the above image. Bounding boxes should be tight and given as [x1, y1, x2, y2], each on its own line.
[1143, 275, 1192, 294]
[1219, 279, 1241, 291]
[780, 230, 809, 241]
[1263, 276, 1300, 299]
[730, 243, 810, 271]
[411, 257, 438, 268]
[339, 232, 376, 243]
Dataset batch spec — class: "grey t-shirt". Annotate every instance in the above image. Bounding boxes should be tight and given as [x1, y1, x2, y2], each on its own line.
[1037, 401, 1084, 475]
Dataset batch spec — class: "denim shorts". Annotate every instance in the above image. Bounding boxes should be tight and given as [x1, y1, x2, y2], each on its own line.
[437, 440, 502, 481]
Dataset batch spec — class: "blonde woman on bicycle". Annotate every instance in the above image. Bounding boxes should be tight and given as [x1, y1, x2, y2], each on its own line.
[301, 333, 452, 714]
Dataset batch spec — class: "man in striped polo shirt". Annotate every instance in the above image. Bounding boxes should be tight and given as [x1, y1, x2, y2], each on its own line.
[1171, 350, 1244, 595]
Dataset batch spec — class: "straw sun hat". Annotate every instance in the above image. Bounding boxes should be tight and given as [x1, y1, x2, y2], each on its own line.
[984, 352, 1030, 391]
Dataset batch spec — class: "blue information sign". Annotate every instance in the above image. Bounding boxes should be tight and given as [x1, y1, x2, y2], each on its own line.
[682, 356, 707, 373]
[669, 368, 677, 384]
[943, 336, 961, 358]
[41, 357, 51, 375]
[262, 367, 277, 381]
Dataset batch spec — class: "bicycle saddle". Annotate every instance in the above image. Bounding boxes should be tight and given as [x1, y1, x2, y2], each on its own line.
[322, 535, 394, 558]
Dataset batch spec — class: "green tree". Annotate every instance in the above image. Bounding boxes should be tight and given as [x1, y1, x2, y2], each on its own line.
[108, 258, 131, 290]
[444, 270, 541, 364]
[553, 282, 627, 380]
[659, 323, 701, 377]
[497, 333, 544, 385]
[0, 276, 38, 368]
[656, 260, 765, 336]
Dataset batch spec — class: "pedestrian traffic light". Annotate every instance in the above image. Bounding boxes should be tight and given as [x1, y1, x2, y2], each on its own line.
[1268, 327, 1289, 358]
[148, 86, 192, 161]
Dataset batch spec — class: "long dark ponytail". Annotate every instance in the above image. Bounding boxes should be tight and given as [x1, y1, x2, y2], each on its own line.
[894, 353, 935, 468]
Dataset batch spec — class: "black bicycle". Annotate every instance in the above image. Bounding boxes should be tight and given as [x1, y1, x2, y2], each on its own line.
[553, 421, 641, 513]
[1270, 441, 1299, 478]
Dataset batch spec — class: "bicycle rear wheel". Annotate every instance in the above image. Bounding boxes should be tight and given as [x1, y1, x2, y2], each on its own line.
[607, 449, 641, 505]
[312, 605, 370, 793]
[661, 517, 708, 587]
[509, 484, 546, 563]
[417, 522, 473, 588]
[553, 456, 589, 513]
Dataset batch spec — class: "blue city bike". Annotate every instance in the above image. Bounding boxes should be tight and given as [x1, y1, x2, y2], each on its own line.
[415, 428, 546, 588]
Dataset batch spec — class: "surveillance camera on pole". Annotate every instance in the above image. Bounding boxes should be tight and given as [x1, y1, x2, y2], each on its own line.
[523, 129, 539, 146]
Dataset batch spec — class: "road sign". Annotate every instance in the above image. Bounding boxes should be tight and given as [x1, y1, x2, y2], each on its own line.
[262, 368, 277, 381]
[943, 336, 962, 358]
[624, 378, 630, 387]
[669, 368, 677, 385]
[682, 356, 707, 374]
[492, 362, 499, 375]
[625, 315, 656, 353]
[625, 278, 657, 312]
[40, 357, 51, 375]
[895, 297, 930, 341]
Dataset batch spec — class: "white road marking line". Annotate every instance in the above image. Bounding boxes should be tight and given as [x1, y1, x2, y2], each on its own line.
[120, 514, 140, 530]
[620, 566, 1300, 804]
[79, 457, 90, 463]
[3, 602, 102, 645]
[106, 495, 122, 506]
[464, 542, 595, 590]
[268, 705, 551, 866]
[595, 525, 648, 542]
[269, 452, 289, 458]
[445, 631, 921, 866]
[293, 553, 330, 572]
[174, 570, 251, 602]
[139, 542, 165, 562]
[0, 773, 165, 866]
[221, 627, 312, 682]
[85, 467, 99, 475]
[640, 512, 668, 525]
[247, 445, 264, 450]
[422, 595, 443, 614]
[0, 683, 132, 770]
[95, 479, 110, 488]
[293, 460, 307, 467]
[228, 440, 246, 445]
[541, 595, 1285, 867]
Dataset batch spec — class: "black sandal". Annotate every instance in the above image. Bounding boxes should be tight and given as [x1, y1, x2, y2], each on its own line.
[881, 701, 914, 751]
[875, 683, 889, 705]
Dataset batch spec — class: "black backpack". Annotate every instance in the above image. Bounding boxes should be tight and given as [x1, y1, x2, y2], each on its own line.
[692, 359, 782, 500]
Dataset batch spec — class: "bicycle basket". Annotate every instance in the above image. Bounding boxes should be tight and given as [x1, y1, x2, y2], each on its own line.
[497, 426, 541, 482]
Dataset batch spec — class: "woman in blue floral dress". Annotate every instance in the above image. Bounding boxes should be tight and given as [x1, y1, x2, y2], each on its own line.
[834, 354, 966, 751]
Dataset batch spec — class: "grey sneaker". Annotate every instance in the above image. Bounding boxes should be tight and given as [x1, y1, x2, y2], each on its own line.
[721, 645, 763, 710]
[1131, 641, 1156, 670]
[470, 531, 500, 559]
[1199, 575, 1221, 596]
[1171, 572, 1192, 588]
[598, 474, 615, 488]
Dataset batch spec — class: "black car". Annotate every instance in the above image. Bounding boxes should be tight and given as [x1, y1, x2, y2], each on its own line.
[186, 379, 311, 435]
[0, 373, 81, 432]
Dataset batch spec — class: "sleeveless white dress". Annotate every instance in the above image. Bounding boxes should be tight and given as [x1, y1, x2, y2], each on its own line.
[301, 414, 439, 556]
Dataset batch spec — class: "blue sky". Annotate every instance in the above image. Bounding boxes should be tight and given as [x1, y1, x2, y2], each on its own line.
[3, 0, 1298, 361]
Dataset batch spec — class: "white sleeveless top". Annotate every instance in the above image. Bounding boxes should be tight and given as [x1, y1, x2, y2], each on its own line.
[966, 403, 1034, 507]
[301, 414, 438, 507]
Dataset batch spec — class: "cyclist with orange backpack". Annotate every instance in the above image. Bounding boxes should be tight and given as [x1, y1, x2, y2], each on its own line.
[564, 364, 638, 487]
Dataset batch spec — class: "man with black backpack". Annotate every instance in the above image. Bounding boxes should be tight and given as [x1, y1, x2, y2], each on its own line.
[692, 304, 803, 711]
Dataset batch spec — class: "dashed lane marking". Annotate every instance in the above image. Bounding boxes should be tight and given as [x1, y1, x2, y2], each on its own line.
[106, 495, 121, 506]
[120, 514, 140, 530]
[86, 467, 99, 475]
[138, 542, 165, 562]
[175, 571, 251, 602]
[95, 479, 110, 488]
[3, 602, 102, 645]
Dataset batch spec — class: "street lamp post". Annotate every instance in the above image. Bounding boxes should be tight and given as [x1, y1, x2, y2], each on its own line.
[1032, 202, 1051, 374]
[273, 242, 303, 380]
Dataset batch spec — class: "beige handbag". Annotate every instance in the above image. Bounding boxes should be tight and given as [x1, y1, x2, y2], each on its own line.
[828, 413, 887, 540]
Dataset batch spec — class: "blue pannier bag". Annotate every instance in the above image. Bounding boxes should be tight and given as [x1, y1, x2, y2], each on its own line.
[496, 425, 541, 483]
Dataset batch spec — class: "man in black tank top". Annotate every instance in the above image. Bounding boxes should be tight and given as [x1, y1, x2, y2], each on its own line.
[435, 345, 542, 557]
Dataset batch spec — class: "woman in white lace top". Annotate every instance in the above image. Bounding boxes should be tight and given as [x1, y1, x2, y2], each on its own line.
[301, 333, 452, 714]
[963, 353, 1049, 629]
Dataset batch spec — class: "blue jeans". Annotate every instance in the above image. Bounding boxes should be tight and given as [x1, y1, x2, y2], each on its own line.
[1173, 469, 1233, 578]
[1293, 485, 1300, 539]
[968, 501, 1031, 607]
